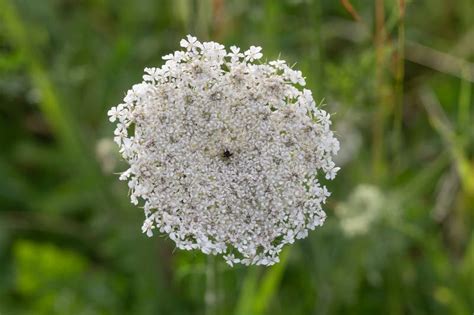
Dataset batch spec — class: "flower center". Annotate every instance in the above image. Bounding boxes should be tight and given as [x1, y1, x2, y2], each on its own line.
[222, 149, 233, 159]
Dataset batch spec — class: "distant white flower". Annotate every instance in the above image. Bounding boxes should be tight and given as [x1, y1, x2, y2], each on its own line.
[96, 138, 118, 174]
[336, 185, 384, 236]
[108, 35, 340, 266]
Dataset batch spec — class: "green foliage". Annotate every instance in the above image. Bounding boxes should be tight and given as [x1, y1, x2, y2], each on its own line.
[11, 240, 124, 315]
[0, 0, 473, 314]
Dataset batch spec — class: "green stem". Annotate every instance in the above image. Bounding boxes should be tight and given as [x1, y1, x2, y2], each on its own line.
[205, 255, 218, 315]
[393, 0, 405, 169]
[458, 67, 471, 134]
[372, 0, 387, 180]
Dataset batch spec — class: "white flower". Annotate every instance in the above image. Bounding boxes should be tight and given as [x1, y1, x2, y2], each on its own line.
[107, 106, 120, 122]
[269, 59, 286, 69]
[180, 35, 202, 52]
[284, 68, 306, 86]
[109, 35, 340, 267]
[325, 166, 340, 180]
[244, 45, 263, 62]
[142, 217, 155, 237]
[228, 46, 244, 63]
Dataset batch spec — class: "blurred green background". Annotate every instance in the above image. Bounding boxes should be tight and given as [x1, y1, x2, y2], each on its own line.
[0, 0, 473, 314]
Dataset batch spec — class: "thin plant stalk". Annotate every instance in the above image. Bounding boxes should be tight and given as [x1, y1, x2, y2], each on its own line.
[393, 0, 405, 168]
[205, 255, 218, 315]
[372, 0, 387, 179]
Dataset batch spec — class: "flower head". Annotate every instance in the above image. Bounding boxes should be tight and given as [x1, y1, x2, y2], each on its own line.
[108, 35, 340, 266]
